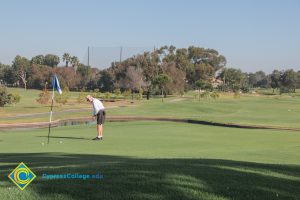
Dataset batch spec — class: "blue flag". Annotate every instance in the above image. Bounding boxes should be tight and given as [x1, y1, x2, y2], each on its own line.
[53, 74, 62, 94]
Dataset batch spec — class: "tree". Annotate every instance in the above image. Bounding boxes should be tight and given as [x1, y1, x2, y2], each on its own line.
[270, 70, 281, 92]
[188, 46, 226, 71]
[162, 62, 186, 95]
[12, 55, 30, 90]
[118, 66, 146, 92]
[77, 64, 92, 87]
[2, 66, 18, 85]
[56, 67, 81, 90]
[62, 53, 71, 67]
[98, 70, 115, 92]
[70, 56, 80, 72]
[27, 64, 53, 89]
[195, 79, 213, 101]
[45, 54, 60, 68]
[153, 74, 171, 102]
[195, 80, 205, 101]
[251, 71, 269, 88]
[31, 55, 45, 65]
[0, 63, 12, 85]
[279, 69, 297, 93]
[220, 68, 245, 92]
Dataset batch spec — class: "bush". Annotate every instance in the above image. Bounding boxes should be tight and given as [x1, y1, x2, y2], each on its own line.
[234, 91, 240, 99]
[200, 91, 210, 99]
[0, 85, 9, 107]
[8, 93, 21, 105]
[77, 91, 86, 103]
[0, 85, 21, 107]
[280, 86, 293, 94]
[104, 92, 112, 100]
[241, 85, 250, 93]
[232, 84, 240, 92]
[123, 89, 132, 99]
[217, 84, 230, 92]
[210, 91, 220, 100]
[113, 88, 121, 96]
[36, 89, 50, 104]
[136, 88, 143, 100]
[55, 87, 70, 105]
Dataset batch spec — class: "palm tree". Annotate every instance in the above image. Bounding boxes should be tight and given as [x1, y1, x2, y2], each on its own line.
[70, 56, 80, 72]
[62, 53, 71, 67]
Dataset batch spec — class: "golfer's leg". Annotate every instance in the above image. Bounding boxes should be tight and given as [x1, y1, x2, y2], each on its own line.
[97, 124, 100, 137]
[97, 124, 102, 138]
[99, 124, 103, 137]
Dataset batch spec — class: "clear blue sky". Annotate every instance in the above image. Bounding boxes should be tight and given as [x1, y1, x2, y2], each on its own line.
[0, 0, 299, 72]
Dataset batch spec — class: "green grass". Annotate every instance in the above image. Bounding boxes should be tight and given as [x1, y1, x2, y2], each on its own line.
[108, 94, 300, 128]
[3, 88, 300, 129]
[0, 88, 92, 123]
[0, 121, 300, 200]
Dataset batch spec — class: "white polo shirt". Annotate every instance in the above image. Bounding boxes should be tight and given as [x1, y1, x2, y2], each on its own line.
[92, 98, 105, 116]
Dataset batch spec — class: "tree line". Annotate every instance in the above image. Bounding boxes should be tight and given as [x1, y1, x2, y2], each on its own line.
[0, 45, 299, 99]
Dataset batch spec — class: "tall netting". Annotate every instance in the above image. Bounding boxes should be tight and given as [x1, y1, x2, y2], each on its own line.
[82, 46, 154, 69]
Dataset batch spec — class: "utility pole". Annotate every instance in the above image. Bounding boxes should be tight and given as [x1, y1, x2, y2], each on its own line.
[119, 46, 123, 63]
[87, 46, 90, 66]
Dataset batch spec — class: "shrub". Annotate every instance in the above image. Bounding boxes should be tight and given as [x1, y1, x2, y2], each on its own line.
[55, 87, 70, 105]
[123, 89, 132, 99]
[77, 91, 86, 103]
[136, 88, 143, 100]
[200, 91, 210, 99]
[0, 85, 9, 107]
[104, 92, 112, 100]
[0, 85, 21, 106]
[36, 89, 50, 104]
[113, 88, 121, 96]
[234, 91, 240, 99]
[8, 93, 21, 105]
[210, 91, 220, 100]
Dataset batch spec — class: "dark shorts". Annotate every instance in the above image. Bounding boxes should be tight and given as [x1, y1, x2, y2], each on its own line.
[96, 110, 106, 125]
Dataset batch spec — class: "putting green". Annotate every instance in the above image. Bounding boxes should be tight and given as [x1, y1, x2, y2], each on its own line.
[0, 121, 299, 200]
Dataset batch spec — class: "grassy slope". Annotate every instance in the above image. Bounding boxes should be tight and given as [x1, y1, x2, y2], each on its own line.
[108, 94, 300, 128]
[3, 88, 300, 128]
[0, 88, 91, 123]
[0, 121, 299, 200]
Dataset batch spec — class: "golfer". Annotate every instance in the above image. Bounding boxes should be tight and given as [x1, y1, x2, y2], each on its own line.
[86, 95, 106, 140]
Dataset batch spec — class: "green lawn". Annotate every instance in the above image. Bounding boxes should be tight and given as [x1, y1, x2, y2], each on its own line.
[108, 94, 300, 128]
[3, 88, 300, 129]
[0, 121, 299, 200]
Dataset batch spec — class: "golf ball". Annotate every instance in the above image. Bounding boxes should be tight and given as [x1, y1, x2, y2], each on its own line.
[41, 142, 45, 146]
[60, 141, 63, 144]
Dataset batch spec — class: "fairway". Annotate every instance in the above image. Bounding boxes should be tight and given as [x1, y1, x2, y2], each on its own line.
[3, 88, 300, 130]
[1, 121, 299, 200]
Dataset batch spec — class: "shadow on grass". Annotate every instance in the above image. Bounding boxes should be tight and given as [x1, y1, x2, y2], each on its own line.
[0, 153, 299, 200]
[37, 136, 91, 140]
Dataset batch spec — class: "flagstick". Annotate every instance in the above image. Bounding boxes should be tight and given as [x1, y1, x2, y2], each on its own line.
[47, 85, 55, 144]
